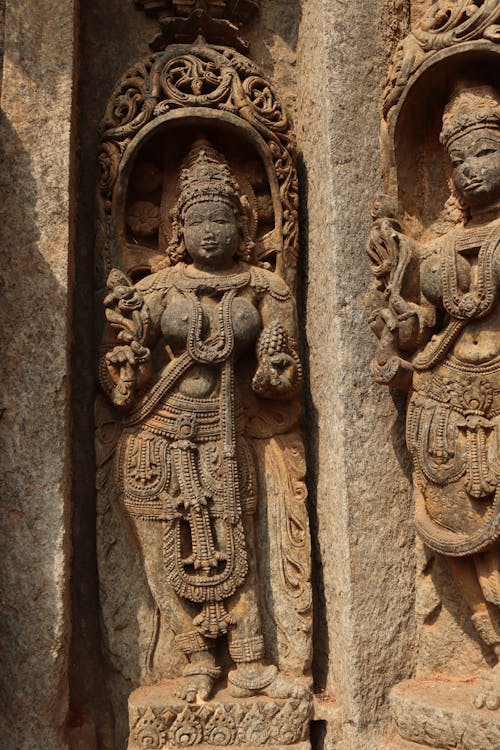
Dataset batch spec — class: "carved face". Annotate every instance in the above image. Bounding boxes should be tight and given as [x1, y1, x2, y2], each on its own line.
[182, 200, 240, 270]
[448, 128, 500, 209]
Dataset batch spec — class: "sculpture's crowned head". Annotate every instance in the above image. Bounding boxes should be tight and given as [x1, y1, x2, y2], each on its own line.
[440, 82, 500, 210]
[163, 138, 253, 270]
[177, 139, 242, 217]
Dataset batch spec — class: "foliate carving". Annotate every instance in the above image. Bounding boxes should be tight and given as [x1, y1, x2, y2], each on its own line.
[391, 680, 500, 748]
[169, 707, 204, 747]
[367, 74, 500, 712]
[132, 707, 169, 749]
[129, 695, 311, 749]
[97, 44, 298, 287]
[383, 1, 500, 119]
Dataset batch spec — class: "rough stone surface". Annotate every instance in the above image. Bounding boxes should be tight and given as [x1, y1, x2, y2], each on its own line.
[0, 1, 76, 748]
[414, 541, 488, 682]
[296, 1, 414, 748]
[391, 680, 500, 750]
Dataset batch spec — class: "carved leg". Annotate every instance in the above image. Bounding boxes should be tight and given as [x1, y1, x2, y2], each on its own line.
[447, 547, 500, 710]
[226, 515, 309, 699]
[131, 518, 219, 702]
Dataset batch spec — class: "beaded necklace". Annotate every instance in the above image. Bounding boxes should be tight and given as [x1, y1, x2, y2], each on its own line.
[441, 223, 499, 320]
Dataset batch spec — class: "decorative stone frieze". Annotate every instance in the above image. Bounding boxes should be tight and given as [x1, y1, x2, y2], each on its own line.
[128, 684, 311, 750]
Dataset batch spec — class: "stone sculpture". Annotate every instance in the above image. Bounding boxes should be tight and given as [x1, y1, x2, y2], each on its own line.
[99, 137, 306, 702]
[366, 8, 500, 748]
[94, 5, 311, 747]
[367, 79, 500, 718]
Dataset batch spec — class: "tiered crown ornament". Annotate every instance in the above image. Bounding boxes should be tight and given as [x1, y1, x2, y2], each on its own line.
[177, 139, 242, 215]
[440, 82, 500, 147]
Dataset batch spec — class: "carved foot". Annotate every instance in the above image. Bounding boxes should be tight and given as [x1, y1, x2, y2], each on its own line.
[473, 663, 500, 711]
[228, 663, 309, 699]
[175, 664, 221, 703]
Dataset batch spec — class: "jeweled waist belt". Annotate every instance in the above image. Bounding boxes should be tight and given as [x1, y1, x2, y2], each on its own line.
[413, 356, 500, 417]
[140, 392, 245, 441]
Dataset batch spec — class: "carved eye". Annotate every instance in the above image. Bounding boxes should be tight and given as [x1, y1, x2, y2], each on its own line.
[451, 158, 463, 168]
[476, 148, 496, 158]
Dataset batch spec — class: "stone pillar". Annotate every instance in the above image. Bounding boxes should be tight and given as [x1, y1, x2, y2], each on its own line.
[296, 2, 415, 747]
[0, 1, 77, 747]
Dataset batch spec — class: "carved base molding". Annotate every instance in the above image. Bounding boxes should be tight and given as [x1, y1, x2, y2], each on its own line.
[389, 680, 500, 750]
[128, 682, 311, 750]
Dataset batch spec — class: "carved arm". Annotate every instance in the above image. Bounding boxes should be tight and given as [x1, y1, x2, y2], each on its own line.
[98, 269, 157, 409]
[365, 204, 435, 389]
[252, 285, 302, 399]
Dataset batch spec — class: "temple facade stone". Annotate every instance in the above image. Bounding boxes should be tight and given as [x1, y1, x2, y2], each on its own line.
[3, 2, 500, 750]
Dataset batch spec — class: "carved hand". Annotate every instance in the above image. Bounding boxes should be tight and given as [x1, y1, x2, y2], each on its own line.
[252, 352, 299, 398]
[105, 341, 155, 408]
[105, 344, 137, 386]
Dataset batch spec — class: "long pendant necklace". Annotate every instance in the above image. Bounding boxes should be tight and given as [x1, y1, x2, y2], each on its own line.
[441, 225, 499, 320]
[186, 287, 237, 364]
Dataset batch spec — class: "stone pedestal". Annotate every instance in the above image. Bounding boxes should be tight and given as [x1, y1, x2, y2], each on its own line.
[128, 682, 311, 750]
[388, 680, 500, 750]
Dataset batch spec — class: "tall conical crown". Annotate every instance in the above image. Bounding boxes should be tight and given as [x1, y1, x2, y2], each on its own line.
[440, 82, 500, 148]
[177, 139, 242, 215]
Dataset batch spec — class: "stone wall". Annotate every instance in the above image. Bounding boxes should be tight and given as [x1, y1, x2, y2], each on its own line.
[0, 1, 474, 749]
[0, 1, 77, 748]
[296, 2, 415, 747]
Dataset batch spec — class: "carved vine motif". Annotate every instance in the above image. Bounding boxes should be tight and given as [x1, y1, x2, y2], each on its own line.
[97, 44, 298, 286]
[131, 698, 311, 749]
[383, 0, 500, 119]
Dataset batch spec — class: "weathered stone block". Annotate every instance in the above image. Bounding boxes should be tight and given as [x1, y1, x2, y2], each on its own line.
[391, 680, 500, 750]
[0, 1, 77, 747]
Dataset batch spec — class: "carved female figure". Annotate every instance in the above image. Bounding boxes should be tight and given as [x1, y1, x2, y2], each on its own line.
[367, 83, 500, 709]
[98, 140, 307, 703]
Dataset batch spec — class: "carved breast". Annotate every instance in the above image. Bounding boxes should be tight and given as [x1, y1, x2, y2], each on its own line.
[420, 248, 470, 308]
[421, 228, 500, 309]
[160, 294, 261, 356]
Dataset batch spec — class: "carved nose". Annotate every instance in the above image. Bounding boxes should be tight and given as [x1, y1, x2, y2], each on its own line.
[462, 163, 476, 179]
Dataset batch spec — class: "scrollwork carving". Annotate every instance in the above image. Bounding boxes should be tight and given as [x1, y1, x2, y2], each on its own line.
[96, 44, 298, 288]
[383, 1, 500, 120]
